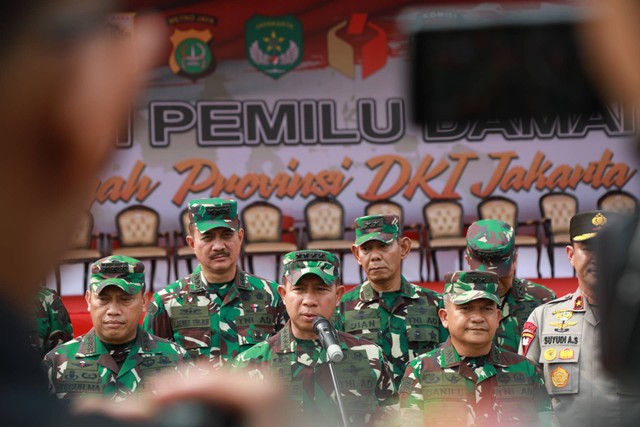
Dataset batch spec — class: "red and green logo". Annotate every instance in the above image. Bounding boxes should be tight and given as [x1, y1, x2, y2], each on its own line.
[245, 15, 303, 79]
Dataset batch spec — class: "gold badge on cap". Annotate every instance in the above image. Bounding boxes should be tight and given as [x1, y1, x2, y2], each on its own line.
[551, 366, 569, 388]
[559, 348, 574, 360]
[544, 348, 557, 361]
[592, 213, 607, 227]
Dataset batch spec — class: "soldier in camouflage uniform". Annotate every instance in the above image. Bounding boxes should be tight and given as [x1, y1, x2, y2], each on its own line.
[335, 214, 442, 388]
[233, 250, 397, 427]
[29, 286, 74, 357]
[400, 271, 551, 426]
[44, 256, 188, 402]
[143, 198, 286, 367]
[519, 211, 640, 426]
[465, 219, 555, 352]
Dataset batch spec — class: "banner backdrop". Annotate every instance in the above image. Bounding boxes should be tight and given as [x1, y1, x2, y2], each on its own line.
[65, 1, 640, 290]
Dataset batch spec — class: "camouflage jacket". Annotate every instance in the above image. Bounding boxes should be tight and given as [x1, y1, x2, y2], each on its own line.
[29, 287, 74, 358]
[232, 321, 397, 427]
[400, 338, 552, 426]
[143, 265, 286, 367]
[43, 326, 187, 402]
[495, 278, 556, 352]
[335, 276, 443, 387]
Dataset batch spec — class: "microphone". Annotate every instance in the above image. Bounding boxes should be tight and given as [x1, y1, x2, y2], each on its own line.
[312, 316, 344, 363]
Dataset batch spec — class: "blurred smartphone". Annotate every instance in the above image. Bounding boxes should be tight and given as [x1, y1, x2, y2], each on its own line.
[408, 6, 606, 123]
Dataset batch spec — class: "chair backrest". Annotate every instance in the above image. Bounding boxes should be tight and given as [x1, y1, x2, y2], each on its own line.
[364, 200, 404, 223]
[477, 196, 518, 230]
[241, 201, 283, 243]
[116, 205, 160, 246]
[539, 192, 578, 234]
[304, 197, 346, 240]
[597, 190, 638, 214]
[68, 211, 94, 249]
[423, 200, 464, 239]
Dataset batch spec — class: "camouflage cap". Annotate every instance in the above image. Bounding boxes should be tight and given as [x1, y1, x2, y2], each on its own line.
[570, 210, 611, 242]
[444, 270, 500, 305]
[466, 219, 515, 277]
[354, 214, 400, 246]
[282, 250, 340, 286]
[90, 255, 145, 295]
[188, 198, 239, 233]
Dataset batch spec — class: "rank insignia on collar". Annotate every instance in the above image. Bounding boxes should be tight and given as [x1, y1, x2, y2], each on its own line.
[574, 296, 584, 310]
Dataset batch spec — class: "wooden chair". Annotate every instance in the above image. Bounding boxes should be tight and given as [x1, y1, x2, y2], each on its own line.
[539, 192, 578, 278]
[172, 208, 196, 281]
[364, 200, 425, 282]
[597, 190, 638, 215]
[423, 199, 467, 281]
[241, 201, 297, 281]
[303, 197, 353, 282]
[54, 211, 103, 294]
[108, 205, 170, 291]
[477, 196, 543, 278]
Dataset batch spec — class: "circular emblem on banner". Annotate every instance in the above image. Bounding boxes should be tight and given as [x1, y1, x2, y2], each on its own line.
[559, 348, 574, 360]
[551, 367, 569, 388]
[544, 348, 557, 361]
[175, 38, 213, 75]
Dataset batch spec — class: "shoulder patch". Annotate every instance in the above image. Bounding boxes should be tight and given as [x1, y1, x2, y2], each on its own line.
[399, 376, 415, 394]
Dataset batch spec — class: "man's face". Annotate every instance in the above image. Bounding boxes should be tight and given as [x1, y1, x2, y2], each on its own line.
[439, 298, 500, 354]
[277, 274, 344, 340]
[187, 226, 244, 278]
[85, 286, 146, 344]
[567, 241, 597, 298]
[352, 238, 408, 284]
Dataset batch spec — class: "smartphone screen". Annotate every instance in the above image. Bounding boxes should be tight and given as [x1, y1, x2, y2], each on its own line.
[409, 20, 606, 123]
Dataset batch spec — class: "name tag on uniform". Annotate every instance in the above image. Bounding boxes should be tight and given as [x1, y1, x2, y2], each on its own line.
[236, 313, 274, 327]
[406, 305, 438, 327]
[57, 363, 104, 394]
[420, 372, 467, 399]
[344, 309, 380, 333]
[171, 306, 211, 329]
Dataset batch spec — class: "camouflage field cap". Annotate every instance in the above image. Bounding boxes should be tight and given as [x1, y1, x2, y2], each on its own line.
[354, 214, 400, 246]
[188, 198, 239, 233]
[282, 250, 340, 286]
[466, 219, 516, 277]
[444, 270, 500, 305]
[570, 210, 611, 242]
[90, 255, 145, 295]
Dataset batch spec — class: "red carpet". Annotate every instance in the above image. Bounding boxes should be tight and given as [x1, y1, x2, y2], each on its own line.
[63, 277, 578, 337]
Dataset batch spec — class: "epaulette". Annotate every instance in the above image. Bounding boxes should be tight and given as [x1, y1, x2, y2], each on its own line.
[513, 278, 527, 299]
[544, 293, 573, 305]
[236, 271, 250, 291]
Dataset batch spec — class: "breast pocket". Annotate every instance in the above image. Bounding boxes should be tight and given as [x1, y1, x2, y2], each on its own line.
[236, 312, 276, 346]
[539, 342, 581, 395]
[170, 306, 212, 350]
[344, 309, 381, 340]
[406, 305, 439, 352]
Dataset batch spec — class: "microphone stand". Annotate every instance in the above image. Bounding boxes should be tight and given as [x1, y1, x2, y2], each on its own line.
[327, 359, 350, 427]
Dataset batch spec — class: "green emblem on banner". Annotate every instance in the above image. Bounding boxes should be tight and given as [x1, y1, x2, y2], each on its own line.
[245, 15, 303, 79]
